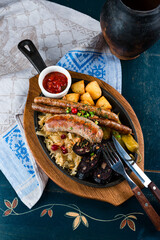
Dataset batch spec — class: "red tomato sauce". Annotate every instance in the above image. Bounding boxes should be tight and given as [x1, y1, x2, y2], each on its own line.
[43, 72, 68, 94]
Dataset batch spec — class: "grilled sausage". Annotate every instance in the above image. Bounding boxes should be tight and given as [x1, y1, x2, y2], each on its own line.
[34, 97, 119, 122]
[32, 103, 66, 114]
[44, 114, 103, 143]
[32, 103, 132, 134]
[89, 116, 132, 135]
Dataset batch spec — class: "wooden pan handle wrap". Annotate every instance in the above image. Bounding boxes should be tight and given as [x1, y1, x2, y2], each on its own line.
[132, 186, 160, 231]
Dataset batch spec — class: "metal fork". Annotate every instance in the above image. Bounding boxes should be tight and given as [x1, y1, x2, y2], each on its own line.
[102, 142, 160, 231]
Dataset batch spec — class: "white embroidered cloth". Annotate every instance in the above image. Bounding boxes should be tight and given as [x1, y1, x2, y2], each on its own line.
[0, 0, 121, 208]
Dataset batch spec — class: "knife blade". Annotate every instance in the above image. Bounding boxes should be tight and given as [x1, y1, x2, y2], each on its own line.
[112, 136, 160, 203]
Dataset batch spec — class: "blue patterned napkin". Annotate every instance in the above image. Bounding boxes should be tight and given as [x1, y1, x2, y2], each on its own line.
[57, 48, 121, 93]
[0, 45, 121, 209]
[0, 104, 48, 209]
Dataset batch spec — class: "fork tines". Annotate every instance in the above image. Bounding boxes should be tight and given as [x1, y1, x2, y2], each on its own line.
[102, 142, 118, 164]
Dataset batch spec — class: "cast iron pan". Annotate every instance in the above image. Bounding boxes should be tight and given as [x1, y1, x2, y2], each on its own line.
[18, 39, 137, 188]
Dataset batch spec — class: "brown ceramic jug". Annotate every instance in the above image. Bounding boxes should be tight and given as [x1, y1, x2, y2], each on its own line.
[100, 0, 160, 60]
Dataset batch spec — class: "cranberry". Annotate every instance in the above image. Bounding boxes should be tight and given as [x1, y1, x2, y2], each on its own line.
[51, 144, 59, 151]
[61, 134, 66, 139]
[61, 145, 68, 154]
[62, 149, 68, 154]
[61, 145, 65, 150]
[71, 108, 78, 114]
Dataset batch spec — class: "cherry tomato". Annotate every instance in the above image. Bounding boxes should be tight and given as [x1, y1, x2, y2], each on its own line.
[71, 108, 78, 114]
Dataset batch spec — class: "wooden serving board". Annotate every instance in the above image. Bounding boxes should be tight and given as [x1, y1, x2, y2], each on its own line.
[23, 71, 144, 206]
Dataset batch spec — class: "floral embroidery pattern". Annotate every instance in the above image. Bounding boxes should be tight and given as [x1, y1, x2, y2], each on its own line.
[88, 64, 106, 79]
[58, 50, 107, 81]
[3, 125, 34, 175]
[0, 197, 143, 231]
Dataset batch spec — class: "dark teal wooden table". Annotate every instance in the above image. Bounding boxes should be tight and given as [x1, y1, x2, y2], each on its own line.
[1, 1, 160, 239]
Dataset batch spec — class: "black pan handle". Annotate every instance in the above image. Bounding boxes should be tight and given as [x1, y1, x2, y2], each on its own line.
[18, 39, 47, 73]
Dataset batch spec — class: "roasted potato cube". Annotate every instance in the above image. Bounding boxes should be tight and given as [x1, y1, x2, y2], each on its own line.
[80, 100, 92, 106]
[80, 92, 94, 106]
[96, 96, 112, 110]
[63, 93, 80, 102]
[85, 81, 102, 100]
[71, 80, 85, 94]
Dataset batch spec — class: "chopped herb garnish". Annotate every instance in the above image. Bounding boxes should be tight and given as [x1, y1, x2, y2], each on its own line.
[105, 114, 108, 119]
[95, 120, 98, 125]
[84, 112, 90, 118]
[77, 112, 82, 116]
[66, 107, 71, 113]
[116, 134, 121, 139]
[89, 111, 95, 117]
[90, 152, 94, 156]
[81, 110, 85, 114]
[70, 127, 73, 130]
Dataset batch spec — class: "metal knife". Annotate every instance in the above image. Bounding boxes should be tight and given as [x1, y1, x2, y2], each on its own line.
[112, 136, 160, 203]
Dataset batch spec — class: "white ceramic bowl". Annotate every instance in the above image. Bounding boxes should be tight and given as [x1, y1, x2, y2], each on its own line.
[38, 66, 72, 98]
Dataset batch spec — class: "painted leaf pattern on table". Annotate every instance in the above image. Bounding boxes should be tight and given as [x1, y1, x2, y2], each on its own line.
[127, 215, 137, 220]
[81, 216, 89, 227]
[65, 212, 89, 230]
[12, 198, 18, 209]
[48, 209, 53, 218]
[40, 209, 47, 217]
[3, 198, 18, 217]
[1, 198, 142, 232]
[4, 200, 12, 209]
[3, 209, 12, 216]
[65, 212, 79, 218]
[120, 219, 126, 229]
[40, 209, 53, 218]
[127, 219, 136, 231]
[120, 216, 137, 231]
[73, 216, 81, 230]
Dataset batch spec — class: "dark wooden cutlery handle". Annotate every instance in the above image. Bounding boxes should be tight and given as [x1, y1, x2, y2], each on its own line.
[148, 182, 160, 203]
[132, 186, 160, 231]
